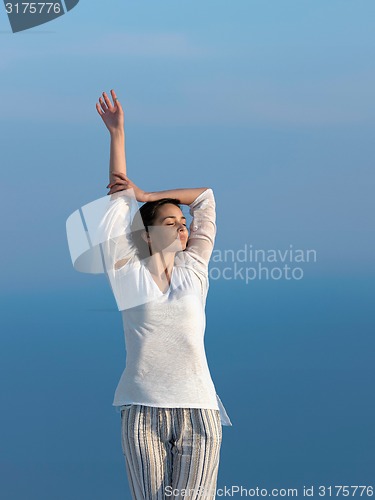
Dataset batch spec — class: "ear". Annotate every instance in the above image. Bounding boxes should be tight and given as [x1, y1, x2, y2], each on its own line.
[140, 229, 150, 243]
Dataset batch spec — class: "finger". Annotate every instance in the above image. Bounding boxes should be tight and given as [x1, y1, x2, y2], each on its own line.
[107, 178, 129, 189]
[108, 187, 125, 195]
[109, 181, 128, 190]
[96, 103, 104, 116]
[112, 172, 127, 179]
[112, 182, 128, 190]
[99, 96, 108, 112]
[111, 89, 122, 109]
[116, 100, 123, 114]
[102, 91, 113, 110]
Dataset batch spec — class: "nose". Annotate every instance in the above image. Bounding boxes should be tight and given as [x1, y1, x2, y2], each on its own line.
[178, 225, 187, 237]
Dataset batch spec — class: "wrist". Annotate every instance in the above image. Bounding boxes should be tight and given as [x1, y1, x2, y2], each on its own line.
[110, 129, 125, 140]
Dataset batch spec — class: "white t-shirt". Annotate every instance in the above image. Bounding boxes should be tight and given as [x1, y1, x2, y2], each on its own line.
[66, 188, 232, 426]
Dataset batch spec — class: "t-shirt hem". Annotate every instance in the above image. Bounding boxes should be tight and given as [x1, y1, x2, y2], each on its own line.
[113, 402, 219, 410]
[113, 399, 233, 427]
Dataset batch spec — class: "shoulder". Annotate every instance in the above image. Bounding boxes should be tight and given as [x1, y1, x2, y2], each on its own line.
[189, 188, 215, 210]
[176, 251, 209, 281]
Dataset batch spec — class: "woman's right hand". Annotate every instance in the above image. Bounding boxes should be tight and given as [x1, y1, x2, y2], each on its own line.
[107, 173, 149, 203]
[96, 89, 124, 135]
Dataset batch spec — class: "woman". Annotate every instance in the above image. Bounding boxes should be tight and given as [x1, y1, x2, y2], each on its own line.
[66, 89, 232, 499]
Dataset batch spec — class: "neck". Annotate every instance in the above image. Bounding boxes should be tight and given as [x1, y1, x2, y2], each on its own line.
[145, 251, 176, 279]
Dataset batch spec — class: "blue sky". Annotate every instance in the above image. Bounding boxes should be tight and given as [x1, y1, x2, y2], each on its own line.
[1, 0, 375, 294]
[0, 1, 374, 498]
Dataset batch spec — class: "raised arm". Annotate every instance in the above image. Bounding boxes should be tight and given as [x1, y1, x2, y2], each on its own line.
[96, 89, 210, 209]
[96, 89, 126, 185]
[107, 173, 208, 206]
[145, 188, 208, 205]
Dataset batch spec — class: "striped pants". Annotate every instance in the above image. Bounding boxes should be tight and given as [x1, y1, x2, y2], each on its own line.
[120, 404, 222, 499]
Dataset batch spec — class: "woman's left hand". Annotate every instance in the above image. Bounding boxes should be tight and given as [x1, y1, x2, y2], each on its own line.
[96, 89, 124, 135]
[107, 173, 148, 202]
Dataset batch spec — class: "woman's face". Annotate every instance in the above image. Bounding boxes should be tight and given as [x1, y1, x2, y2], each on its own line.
[146, 203, 189, 253]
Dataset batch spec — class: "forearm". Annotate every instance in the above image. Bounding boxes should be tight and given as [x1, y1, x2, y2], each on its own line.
[145, 187, 209, 205]
[109, 130, 126, 184]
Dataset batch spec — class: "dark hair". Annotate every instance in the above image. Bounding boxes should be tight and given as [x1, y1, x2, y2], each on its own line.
[130, 198, 182, 260]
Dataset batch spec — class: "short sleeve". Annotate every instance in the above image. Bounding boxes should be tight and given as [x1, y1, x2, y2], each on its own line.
[66, 188, 140, 274]
[185, 188, 216, 270]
